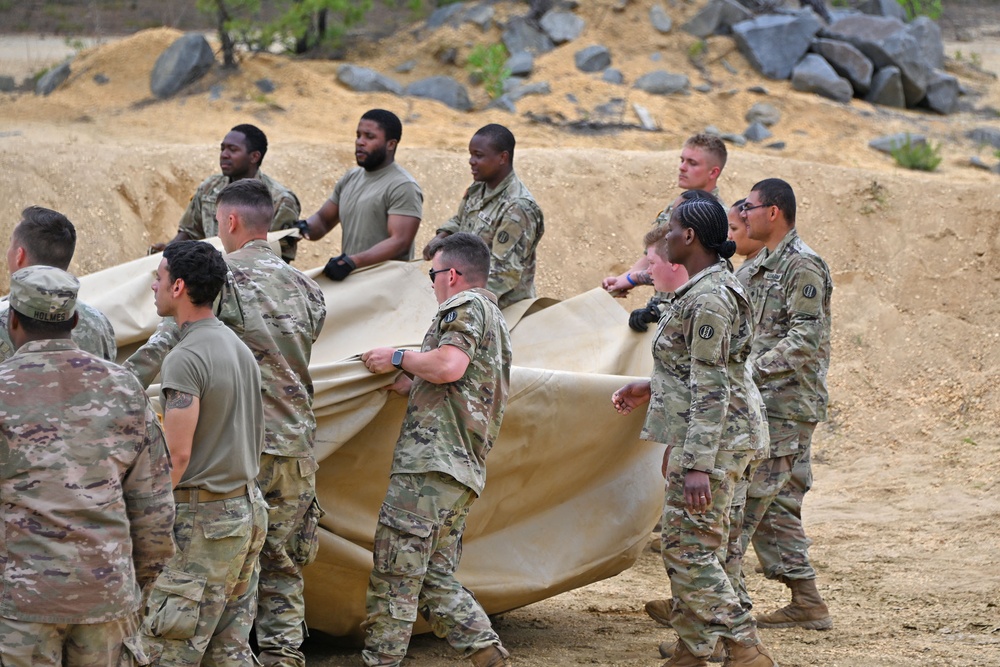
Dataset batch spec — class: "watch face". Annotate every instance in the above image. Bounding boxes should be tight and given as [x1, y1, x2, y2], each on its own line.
[392, 349, 404, 368]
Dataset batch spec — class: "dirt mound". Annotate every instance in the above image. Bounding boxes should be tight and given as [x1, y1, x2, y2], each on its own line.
[1, 2, 1000, 665]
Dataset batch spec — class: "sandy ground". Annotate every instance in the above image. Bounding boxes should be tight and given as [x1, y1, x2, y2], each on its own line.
[2, 1, 1000, 665]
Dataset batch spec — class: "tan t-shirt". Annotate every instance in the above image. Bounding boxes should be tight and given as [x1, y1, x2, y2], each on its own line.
[161, 318, 263, 494]
[329, 162, 423, 260]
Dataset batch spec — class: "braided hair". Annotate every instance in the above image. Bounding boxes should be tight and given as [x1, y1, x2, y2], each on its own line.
[673, 198, 736, 259]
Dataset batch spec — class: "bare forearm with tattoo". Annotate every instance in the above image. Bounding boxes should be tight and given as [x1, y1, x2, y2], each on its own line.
[633, 270, 653, 286]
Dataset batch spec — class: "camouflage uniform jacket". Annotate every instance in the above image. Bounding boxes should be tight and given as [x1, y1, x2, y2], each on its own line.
[0, 298, 116, 362]
[178, 171, 302, 261]
[436, 171, 544, 310]
[126, 240, 326, 458]
[641, 262, 766, 473]
[744, 228, 832, 424]
[0, 339, 175, 623]
[392, 288, 512, 497]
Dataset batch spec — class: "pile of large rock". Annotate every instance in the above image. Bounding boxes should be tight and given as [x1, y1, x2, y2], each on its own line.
[688, 0, 958, 113]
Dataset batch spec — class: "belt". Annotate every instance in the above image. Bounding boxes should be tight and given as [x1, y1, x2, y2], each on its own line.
[173, 484, 250, 504]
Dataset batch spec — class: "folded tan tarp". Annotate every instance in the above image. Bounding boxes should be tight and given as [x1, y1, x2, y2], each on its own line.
[78, 232, 665, 640]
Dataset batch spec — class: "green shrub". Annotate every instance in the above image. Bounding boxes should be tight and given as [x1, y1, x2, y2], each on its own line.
[895, 0, 942, 20]
[465, 43, 510, 100]
[890, 135, 942, 172]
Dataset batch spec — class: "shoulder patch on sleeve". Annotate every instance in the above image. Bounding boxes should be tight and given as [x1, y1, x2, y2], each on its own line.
[790, 269, 826, 316]
[689, 302, 729, 364]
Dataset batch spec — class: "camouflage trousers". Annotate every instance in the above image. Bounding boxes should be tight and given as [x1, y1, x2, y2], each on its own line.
[661, 447, 757, 659]
[142, 487, 268, 667]
[362, 472, 503, 667]
[0, 614, 148, 667]
[254, 454, 322, 667]
[742, 420, 818, 581]
[724, 460, 761, 612]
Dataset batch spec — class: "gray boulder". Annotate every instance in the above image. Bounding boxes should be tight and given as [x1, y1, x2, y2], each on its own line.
[810, 38, 873, 95]
[255, 78, 275, 94]
[858, 0, 906, 21]
[745, 102, 781, 126]
[650, 4, 673, 34]
[426, 4, 464, 29]
[791, 53, 853, 103]
[732, 12, 822, 80]
[506, 51, 534, 77]
[337, 65, 403, 95]
[869, 132, 926, 154]
[540, 10, 585, 44]
[464, 4, 495, 31]
[822, 15, 930, 105]
[575, 45, 612, 72]
[967, 127, 1000, 149]
[405, 76, 472, 111]
[634, 70, 690, 95]
[506, 81, 551, 102]
[744, 121, 773, 142]
[921, 69, 959, 114]
[603, 68, 625, 84]
[865, 66, 905, 107]
[684, 0, 752, 38]
[908, 16, 944, 70]
[36, 61, 71, 96]
[503, 16, 555, 55]
[969, 156, 993, 171]
[0, 75, 17, 92]
[150, 33, 214, 99]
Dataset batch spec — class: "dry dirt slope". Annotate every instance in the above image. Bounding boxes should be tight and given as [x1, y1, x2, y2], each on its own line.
[0, 2, 999, 665]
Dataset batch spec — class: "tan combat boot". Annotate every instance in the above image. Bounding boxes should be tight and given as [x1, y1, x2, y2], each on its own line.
[721, 638, 778, 667]
[645, 599, 673, 627]
[755, 577, 832, 630]
[469, 645, 511, 667]
[660, 640, 709, 667]
[660, 639, 726, 663]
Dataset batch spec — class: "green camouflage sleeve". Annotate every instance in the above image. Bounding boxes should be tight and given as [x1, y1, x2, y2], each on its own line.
[680, 300, 733, 473]
[0, 306, 13, 361]
[753, 265, 828, 384]
[124, 318, 180, 388]
[177, 187, 206, 240]
[437, 296, 487, 360]
[123, 401, 176, 590]
[485, 200, 542, 299]
[271, 191, 302, 262]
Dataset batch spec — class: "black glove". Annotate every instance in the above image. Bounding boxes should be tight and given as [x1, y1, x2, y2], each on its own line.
[295, 219, 310, 237]
[628, 304, 660, 332]
[323, 254, 356, 281]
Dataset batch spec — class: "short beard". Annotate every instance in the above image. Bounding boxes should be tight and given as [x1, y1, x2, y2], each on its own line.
[358, 146, 387, 171]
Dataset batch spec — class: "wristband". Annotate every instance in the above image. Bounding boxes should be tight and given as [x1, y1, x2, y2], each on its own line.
[626, 273, 636, 287]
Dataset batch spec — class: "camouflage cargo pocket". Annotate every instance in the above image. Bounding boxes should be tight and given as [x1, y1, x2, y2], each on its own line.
[374, 503, 434, 577]
[289, 497, 325, 566]
[118, 635, 153, 666]
[141, 568, 207, 640]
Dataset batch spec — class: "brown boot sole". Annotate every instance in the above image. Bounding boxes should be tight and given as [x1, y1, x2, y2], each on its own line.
[756, 616, 833, 630]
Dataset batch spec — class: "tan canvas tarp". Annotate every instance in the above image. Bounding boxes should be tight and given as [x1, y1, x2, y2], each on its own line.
[78, 233, 665, 639]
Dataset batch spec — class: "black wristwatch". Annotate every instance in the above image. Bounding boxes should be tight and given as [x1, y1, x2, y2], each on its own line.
[391, 349, 405, 370]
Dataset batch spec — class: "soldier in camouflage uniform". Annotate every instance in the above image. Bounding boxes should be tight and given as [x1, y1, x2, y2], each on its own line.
[360, 232, 513, 667]
[140, 241, 268, 666]
[602, 134, 728, 330]
[738, 178, 833, 631]
[0, 206, 116, 361]
[128, 180, 327, 667]
[613, 199, 776, 667]
[150, 124, 302, 263]
[0, 266, 174, 667]
[422, 124, 544, 310]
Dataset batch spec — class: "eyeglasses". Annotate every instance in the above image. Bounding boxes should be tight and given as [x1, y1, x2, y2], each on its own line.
[740, 202, 769, 213]
[428, 267, 462, 282]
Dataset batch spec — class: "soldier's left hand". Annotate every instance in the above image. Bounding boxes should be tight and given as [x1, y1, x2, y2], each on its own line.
[323, 254, 356, 281]
[683, 470, 712, 513]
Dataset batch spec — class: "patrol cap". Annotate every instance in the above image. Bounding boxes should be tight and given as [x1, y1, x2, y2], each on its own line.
[9, 266, 79, 322]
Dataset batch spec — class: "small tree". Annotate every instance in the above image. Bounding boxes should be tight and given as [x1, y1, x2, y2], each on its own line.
[895, 0, 942, 20]
[197, 0, 375, 66]
[890, 135, 942, 172]
[466, 43, 510, 100]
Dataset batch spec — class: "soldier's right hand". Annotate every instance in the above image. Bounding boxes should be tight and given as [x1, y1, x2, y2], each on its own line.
[628, 304, 660, 332]
[148, 242, 167, 255]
